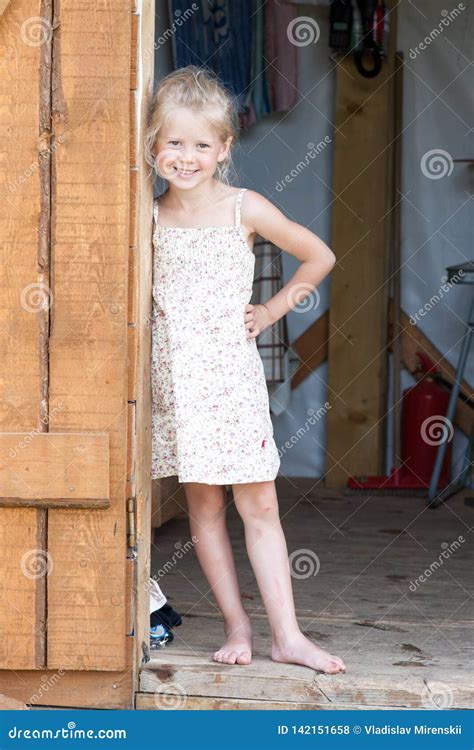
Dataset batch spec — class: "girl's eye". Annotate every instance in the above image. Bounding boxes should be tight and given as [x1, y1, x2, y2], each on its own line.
[197, 143, 209, 149]
[169, 140, 180, 146]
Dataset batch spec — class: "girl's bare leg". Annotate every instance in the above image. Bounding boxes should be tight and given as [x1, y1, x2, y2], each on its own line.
[183, 482, 252, 665]
[232, 480, 346, 675]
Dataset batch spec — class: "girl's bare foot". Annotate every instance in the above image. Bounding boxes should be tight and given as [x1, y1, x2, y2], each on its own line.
[213, 616, 253, 665]
[272, 633, 346, 674]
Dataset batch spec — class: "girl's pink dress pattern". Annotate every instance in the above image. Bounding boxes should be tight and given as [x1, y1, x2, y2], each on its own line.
[151, 187, 281, 484]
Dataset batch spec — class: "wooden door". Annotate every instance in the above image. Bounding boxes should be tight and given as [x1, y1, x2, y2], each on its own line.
[0, 0, 154, 708]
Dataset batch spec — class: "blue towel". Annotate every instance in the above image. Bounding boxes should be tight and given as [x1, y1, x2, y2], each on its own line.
[169, 0, 253, 113]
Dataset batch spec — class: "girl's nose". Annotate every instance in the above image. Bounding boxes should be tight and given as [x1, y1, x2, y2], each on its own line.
[181, 147, 196, 161]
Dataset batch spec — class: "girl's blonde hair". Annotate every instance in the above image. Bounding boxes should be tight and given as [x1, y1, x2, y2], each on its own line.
[144, 65, 240, 185]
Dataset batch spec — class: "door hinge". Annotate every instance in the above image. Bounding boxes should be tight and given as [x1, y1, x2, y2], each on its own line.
[141, 640, 151, 666]
[126, 496, 136, 548]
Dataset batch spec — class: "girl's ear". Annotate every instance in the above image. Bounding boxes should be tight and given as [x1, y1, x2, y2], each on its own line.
[217, 135, 233, 162]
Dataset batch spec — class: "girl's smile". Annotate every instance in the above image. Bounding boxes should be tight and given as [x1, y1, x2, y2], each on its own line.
[173, 166, 199, 179]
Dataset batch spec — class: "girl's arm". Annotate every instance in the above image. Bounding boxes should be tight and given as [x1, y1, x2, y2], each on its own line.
[242, 190, 336, 338]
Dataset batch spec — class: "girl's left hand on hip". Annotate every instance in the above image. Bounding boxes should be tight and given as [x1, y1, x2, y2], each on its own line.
[244, 303, 274, 340]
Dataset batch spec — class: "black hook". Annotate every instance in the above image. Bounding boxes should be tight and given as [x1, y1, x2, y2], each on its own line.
[353, 0, 383, 77]
[354, 44, 382, 77]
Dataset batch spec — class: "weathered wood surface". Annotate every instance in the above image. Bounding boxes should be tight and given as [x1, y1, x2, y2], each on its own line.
[136, 693, 416, 711]
[0, 0, 50, 670]
[0, 558, 135, 708]
[45, 0, 131, 671]
[0, 432, 109, 507]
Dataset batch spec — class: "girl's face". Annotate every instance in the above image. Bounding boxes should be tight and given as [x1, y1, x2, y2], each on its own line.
[154, 107, 232, 187]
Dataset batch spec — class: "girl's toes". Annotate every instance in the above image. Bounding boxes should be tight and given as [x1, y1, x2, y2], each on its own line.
[213, 646, 252, 665]
[237, 650, 251, 664]
[323, 660, 338, 674]
[328, 658, 344, 673]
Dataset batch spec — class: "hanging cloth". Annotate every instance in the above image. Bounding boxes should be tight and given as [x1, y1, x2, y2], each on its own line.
[240, 0, 299, 128]
[169, 0, 253, 116]
[265, 0, 298, 113]
[168, 0, 299, 128]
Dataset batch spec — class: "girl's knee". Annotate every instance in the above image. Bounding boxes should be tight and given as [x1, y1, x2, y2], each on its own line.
[232, 482, 279, 522]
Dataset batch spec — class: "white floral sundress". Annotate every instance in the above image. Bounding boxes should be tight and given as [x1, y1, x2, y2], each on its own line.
[151, 187, 281, 485]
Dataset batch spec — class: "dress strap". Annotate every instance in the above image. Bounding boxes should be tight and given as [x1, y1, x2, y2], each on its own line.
[234, 188, 247, 228]
[153, 196, 160, 228]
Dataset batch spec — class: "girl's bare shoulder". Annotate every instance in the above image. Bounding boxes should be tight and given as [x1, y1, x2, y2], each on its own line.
[240, 189, 281, 229]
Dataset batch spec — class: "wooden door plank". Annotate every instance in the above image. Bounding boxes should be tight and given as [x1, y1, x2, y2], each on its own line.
[0, 432, 109, 507]
[46, 0, 131, 671]
[0, 661, 133, 709]
[0, 0, 50, 669]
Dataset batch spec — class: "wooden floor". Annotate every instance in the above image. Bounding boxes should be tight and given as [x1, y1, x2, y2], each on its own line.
[139, 479, 473, 710]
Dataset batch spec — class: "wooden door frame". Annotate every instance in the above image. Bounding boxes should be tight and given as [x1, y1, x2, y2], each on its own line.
[131, 0, 155, 698]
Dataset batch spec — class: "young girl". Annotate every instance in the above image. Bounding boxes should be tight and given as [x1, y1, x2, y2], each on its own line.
[145, 66, 345, 676]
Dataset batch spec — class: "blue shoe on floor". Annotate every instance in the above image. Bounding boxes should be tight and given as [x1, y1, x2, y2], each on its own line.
[150, 623, 173, 648]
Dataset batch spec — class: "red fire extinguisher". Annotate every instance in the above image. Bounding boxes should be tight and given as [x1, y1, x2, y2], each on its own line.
[401, 352, 452, 486]
[347, 351, 452, 492]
